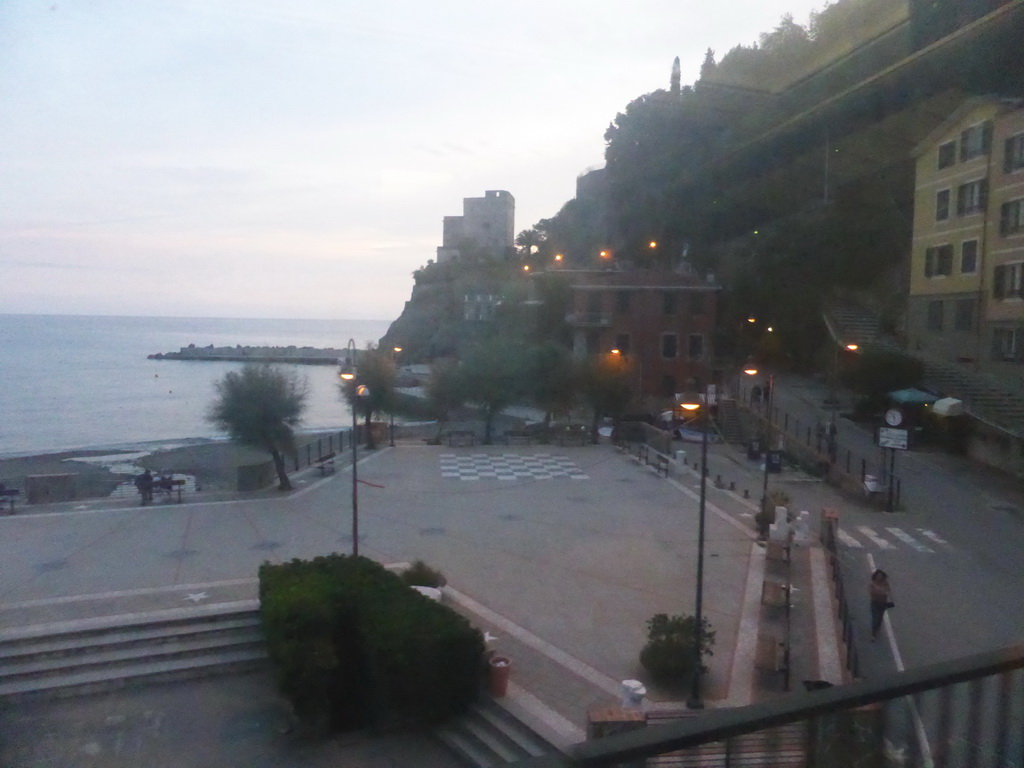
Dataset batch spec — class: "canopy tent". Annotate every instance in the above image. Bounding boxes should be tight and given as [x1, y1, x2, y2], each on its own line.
[888, 388, 938, 405]
[933, 397, 966, 417]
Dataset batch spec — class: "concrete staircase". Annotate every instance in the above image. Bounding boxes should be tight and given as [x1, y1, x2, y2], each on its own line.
[822, 301, 883, 348]
[435, 698, 559, 766]
[824, 301, 1024, 437]
[0, 601, 268, 702]
[715, 398, 746, 444]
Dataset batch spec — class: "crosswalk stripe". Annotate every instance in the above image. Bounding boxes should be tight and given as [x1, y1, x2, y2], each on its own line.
[918, 528, 949, 546]
[857, 525, 895, 550]
[837, 528, 863, 548]
[885, 527, 933, 553]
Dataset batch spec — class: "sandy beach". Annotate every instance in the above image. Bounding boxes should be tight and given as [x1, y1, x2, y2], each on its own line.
[0, 409, 534, 506]
[0, 439, 271, 503]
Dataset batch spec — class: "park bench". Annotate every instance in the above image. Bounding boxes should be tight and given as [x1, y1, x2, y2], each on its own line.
[557, 424, 589, 446]
[152, 477, 186, 503]
[0, 487, 19, 514]
[766, 540, 791, 563]
[651, 450, 671, 477]
[635, 443, 671, 477]
[446, 430, 476, 447]
[755, 632, 789, 674]
[314, 452, 336, 476]
[761, 579, 790, 608]
[503, 430, 533, 446]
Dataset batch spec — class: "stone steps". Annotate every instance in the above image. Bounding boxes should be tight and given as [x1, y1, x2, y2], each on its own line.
[436, 697, 557, 766]
[0, 601, 268, 701]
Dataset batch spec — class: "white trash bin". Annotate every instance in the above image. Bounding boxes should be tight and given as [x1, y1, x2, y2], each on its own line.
[620, 679, 647, 710]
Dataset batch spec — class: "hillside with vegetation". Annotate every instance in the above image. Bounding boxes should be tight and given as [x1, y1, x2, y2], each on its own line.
[383, 0, 1024, 371]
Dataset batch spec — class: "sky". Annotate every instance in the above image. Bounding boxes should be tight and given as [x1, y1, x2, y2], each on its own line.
[0, 0, 827, 321]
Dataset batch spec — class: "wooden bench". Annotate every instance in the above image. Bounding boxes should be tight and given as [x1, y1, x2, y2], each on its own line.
[446, 430, 476, 447]
[557, 425, 588, 446]
[0, 488, 19, 514]
[504, 430, 532, 446]
[651, 451, 671, 477]
[153, 477, 186, 503]
[761, 579, 790, 608]
[314, 452, 336, 476]
[766, 540, 791, 563]
[755, 633, 788, 673]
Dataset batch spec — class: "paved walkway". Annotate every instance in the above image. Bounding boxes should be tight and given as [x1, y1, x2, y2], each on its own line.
[0, 438, 850, 765]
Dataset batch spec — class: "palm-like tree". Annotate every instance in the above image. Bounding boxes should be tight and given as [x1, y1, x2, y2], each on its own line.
[207, 364, 308, 490]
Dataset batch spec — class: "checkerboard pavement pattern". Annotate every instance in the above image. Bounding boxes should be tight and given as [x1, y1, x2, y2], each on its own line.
[439, 453, 589, 480]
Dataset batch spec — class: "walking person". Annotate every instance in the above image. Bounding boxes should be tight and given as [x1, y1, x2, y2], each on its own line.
[135, 469, 154, 505]
[869, 569, 894, 641]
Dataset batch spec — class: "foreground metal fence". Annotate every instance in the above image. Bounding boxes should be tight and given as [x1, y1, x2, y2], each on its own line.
[518, 641, 1024, 766]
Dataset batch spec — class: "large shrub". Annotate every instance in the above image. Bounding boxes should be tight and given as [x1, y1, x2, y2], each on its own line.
[639, 613, 715, 686]
[259, 555, 483, 730]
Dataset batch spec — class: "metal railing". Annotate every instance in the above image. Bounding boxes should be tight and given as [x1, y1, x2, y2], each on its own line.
[821, 511, 860, 681]
[517, 641, 1024, 766]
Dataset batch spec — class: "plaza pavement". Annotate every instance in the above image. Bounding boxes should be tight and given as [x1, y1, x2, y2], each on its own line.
[0, 436, 848, 764]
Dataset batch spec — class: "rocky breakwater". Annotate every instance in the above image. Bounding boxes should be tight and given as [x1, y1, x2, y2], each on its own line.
[148, 344, 349, 365]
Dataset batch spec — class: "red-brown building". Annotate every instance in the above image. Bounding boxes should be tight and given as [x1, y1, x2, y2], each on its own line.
[561, 268, 720, 406]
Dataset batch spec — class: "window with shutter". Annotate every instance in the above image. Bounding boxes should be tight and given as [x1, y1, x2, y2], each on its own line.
[1006, 134, 1024, 173]
[936, 189, 949, 220]
[961, 240, 978, 273]
[939, 245, 953, 275]
[661, 333, 677, 359]
[961, 122, 991, 161]
[1001, 200, 1024, 236]
[938, 141, 956, 169]
[994, 265, 1007, 299]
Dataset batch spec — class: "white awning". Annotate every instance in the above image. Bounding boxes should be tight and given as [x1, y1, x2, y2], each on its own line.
[933, 397, 965, 417]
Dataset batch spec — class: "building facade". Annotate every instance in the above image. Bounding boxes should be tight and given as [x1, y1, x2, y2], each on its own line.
[436, 190, 515, 263]
[908, 96, 1024, 391]
[562, 269, 719, 405]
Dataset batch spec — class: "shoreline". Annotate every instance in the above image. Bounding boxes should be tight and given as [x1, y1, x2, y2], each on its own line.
[0, 429, 350, 504]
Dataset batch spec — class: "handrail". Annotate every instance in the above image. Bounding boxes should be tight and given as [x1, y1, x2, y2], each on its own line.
[516, 642, 1024, 766]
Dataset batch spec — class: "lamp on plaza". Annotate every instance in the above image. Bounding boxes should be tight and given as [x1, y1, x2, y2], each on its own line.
[339, 339, 369, 556]
[389, 346, 403, 448]
[679, 391, 708, 710]
[744, 362, 775, 534]
[827, 342, 859, 461]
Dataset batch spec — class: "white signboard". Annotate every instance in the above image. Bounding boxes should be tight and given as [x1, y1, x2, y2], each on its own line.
[878, 427, 909, 450]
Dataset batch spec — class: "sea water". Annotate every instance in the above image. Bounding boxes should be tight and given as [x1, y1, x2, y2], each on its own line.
[0, 314, 393, 457]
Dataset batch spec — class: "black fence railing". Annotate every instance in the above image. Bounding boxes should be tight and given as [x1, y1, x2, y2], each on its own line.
[820, 510, 860, 681]
[740, 395, 904, 509]
[517, 640, 1024, 766]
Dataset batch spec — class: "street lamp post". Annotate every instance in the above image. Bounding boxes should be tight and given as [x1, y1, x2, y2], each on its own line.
[744, 363, 774, 533]
[339, 339, 369, 556]
[680, 393, 709, 710]
[390, 346, 402, 448]
[827, 343, 857, 462]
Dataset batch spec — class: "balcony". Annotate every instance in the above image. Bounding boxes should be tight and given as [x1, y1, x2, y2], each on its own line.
[566, 312, 612, 327]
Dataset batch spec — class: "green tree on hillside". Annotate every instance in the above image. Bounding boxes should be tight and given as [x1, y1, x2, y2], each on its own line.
[340, 347, 395, 450]
[207, 364, 308, 491]
[458, 340, 527, 444]
[524, 342, 577, 426]
[579, 354, 632, 443]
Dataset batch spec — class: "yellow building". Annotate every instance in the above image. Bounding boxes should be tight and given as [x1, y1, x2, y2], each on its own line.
[909, 96, 1024, 391]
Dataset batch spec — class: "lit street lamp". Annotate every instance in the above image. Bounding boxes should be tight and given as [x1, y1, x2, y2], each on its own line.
[744, 362, 774, 535]
[679, 392, 709, 709]
[390, 346, 402, 448]
[339, 339, 370, 556]
[827, 342, 858, 462]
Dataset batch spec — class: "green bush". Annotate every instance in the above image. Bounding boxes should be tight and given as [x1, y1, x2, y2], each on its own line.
[399, 559, 447, 588]
[259, 554, 483, 731]
[639, 613, 715, 685]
